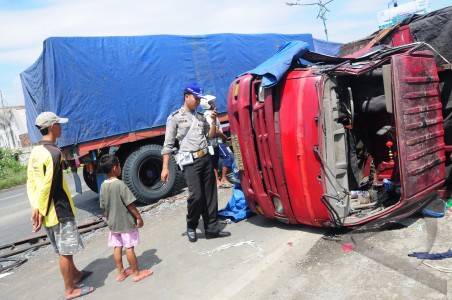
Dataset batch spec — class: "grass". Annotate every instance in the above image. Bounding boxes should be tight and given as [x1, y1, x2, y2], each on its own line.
[0, 147, 27, 190]
[0, 169, 27, 190]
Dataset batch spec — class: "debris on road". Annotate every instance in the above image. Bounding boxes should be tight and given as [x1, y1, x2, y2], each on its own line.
[341, 243, 355, 253]
[0, 257, 27, 274]
[198, 240, 262, 257]
[408, 249, 452, 260]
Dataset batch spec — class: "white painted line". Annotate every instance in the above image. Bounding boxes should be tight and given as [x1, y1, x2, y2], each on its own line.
[0, 272, 13, 279]
[0, 192, 26, 202]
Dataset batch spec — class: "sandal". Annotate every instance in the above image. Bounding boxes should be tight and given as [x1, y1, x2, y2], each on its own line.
[66, 286, 95, 300]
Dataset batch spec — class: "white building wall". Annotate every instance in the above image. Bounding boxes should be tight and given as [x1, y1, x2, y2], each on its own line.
[0, 107, 28, 150]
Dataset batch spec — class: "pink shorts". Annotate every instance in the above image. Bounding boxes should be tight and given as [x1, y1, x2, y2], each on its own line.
[108, 229, 139, 248]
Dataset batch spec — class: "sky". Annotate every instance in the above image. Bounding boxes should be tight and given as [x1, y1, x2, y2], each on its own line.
[0, 0, 450, 106]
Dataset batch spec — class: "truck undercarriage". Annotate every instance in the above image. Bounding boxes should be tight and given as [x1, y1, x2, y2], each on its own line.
[318, 49, 449, 226]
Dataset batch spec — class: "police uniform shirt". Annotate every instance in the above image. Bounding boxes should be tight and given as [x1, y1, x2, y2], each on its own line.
[162, 107, 210, 155]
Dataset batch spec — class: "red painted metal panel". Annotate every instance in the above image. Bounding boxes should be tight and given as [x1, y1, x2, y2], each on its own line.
[250, 81, 296, 222]
[279, 70, 329, 226]
[227, 75, 275, 219]
[390, 25, 414, 47]
[391, 51, 446, 200]
[71, 114, 229, 158]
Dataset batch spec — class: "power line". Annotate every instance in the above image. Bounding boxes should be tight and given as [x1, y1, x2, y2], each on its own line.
[286, 0, 335, 41]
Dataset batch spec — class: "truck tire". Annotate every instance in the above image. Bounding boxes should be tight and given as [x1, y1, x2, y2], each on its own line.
[83, 166, 99, 193]
[122, 144, 185, 204]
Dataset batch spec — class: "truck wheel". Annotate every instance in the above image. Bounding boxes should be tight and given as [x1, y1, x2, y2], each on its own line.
[83, 166, 98, 193]
[122, 144, 185, 204]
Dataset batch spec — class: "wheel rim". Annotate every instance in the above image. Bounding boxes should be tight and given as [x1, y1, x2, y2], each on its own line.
[137, 157, 164, 191]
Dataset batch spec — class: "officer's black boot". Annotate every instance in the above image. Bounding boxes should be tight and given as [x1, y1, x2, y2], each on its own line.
[205, 230, 231, 239]
[187, 228, 197, 242]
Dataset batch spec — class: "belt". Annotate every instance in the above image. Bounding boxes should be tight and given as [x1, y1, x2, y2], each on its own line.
[192, 148, 208, 159]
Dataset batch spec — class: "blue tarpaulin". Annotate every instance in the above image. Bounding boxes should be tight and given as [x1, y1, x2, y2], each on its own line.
[247, 40, 345, 87]
[246, 41, 310, 87]
[218, 188, 253, 222]
[218, 161, 253, 222]
[21, 34, 341, 147]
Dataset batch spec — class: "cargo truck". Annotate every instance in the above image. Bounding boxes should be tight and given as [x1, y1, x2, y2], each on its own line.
[21, 33, 340, 203]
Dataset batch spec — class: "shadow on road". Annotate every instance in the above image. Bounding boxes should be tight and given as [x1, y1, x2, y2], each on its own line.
[246, 214, 326, 235]
[73, 191, 103, 216]
[81, 248, 162, 288]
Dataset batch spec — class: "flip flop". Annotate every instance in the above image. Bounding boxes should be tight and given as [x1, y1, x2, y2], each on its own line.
[66, 286, 95, 300]
[74, 270, 93, 285]
[75, 282, 85, 288]
[132, 269, 153, 282]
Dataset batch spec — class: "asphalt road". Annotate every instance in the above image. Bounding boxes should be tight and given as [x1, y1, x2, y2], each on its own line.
[0, 170, 101, 246]
[2, 172, 452, 299]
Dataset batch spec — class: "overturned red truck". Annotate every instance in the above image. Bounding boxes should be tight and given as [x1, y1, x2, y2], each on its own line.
[228, 7, 452, 227]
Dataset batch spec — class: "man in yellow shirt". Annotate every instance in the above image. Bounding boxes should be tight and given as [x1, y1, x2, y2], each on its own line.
[27, 112, 94, 299]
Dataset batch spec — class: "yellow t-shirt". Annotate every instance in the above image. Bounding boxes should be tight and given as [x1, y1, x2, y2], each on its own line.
[27, 141, 76, 227]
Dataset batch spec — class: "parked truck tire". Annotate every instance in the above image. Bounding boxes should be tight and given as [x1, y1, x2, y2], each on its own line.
[122, 144, 185, 204]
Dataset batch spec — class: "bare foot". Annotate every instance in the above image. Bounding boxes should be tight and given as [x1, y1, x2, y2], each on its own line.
[116, 269, 133, 282]
[73, 270, 93, 285]
[132, 269, 153, 282]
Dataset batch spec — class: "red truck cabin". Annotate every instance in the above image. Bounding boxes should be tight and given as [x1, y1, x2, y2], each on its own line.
[228, 47, 448, 228]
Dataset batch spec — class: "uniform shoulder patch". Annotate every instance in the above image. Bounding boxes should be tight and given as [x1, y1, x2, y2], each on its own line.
[170, 110, 180, 117]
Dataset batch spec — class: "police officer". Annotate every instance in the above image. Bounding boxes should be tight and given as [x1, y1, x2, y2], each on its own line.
[160, 84, 231, 242]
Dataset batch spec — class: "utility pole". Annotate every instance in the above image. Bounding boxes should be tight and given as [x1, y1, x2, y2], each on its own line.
[286, 0, 335, 41]
[0, 89, 12, 149]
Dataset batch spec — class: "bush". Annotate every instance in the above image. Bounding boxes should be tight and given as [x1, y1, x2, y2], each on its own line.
[0, 148, 27, 189]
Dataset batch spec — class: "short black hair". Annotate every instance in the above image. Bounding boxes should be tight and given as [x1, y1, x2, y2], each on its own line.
[36, 125, 49, 136]
[98, 154, 120, 174]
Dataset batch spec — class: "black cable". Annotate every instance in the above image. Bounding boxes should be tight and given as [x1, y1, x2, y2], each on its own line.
[321, 195, 343, 227]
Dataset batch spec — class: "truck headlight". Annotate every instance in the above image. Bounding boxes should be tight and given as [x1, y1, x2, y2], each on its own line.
[272, 197, 284, 215]
[258, 84, 265, 102]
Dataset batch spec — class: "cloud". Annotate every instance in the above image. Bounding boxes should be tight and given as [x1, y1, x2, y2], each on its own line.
[0, 0, 390, 105]
[0, 1, 320, 63]
[0, 47, 42, 65]
[0, 0, 310, 50]
[342, 0, 390, 15]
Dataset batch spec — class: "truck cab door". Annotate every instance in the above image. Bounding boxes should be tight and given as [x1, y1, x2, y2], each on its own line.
[391, 50, 446, 200]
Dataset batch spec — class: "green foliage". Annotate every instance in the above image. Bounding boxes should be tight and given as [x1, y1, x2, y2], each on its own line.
[0, 148, 27, 189]
[0, 172, 27, 190]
